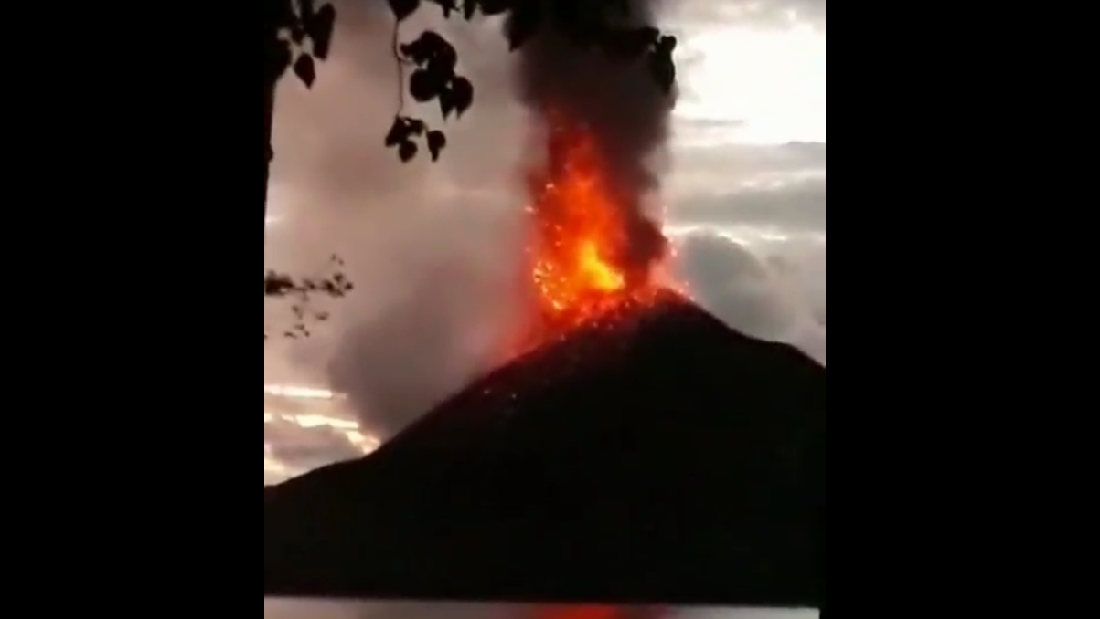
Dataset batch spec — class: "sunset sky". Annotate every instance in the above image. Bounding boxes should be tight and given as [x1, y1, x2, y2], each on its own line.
[264, 1, 824, 615]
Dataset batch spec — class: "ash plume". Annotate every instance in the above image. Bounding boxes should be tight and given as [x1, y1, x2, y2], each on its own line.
[513, 0, 677, 275]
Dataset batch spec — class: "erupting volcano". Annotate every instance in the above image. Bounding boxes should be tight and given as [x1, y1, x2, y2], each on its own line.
[264, 0, 824, 609]
[517, 112, 676, 351]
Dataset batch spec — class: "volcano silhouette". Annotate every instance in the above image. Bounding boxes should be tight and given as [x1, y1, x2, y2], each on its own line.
[264, 293, 826, 609]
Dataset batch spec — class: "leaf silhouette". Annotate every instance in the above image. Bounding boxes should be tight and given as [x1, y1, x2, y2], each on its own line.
[409, 68, 440, 102]
[405, 117, 427, 135]
[402, 30, 457, 72]
[398, 140, 419, 162]
[306, 4, 337, 59]
[293, 54, 316, 87]
[450, 76, 474, 116]
[438, 89, 456, 119]
[400, 38, 432, 66]
[290, 23, 306, 44]
[430, 33, 458, 71]
[384, 116, 409, 147]
[387, 0, 421, 21]
[426, 130, 447, 161]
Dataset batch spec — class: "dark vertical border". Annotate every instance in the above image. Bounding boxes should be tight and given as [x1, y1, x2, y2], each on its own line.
[819, 513, 826, 619]
[263, 0, 280, 237]
[817, 429, 826, 619]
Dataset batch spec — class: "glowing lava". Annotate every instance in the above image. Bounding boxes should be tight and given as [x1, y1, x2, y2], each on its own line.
[519, 114, 676, 349]
[534, 606, 624, 619]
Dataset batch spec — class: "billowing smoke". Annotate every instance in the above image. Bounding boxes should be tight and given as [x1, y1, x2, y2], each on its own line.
[512, 0, 677, 279]
[265, 3, 532, 439]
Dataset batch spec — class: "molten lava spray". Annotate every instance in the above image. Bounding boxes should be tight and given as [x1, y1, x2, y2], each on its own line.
[512, 0, 678, 347]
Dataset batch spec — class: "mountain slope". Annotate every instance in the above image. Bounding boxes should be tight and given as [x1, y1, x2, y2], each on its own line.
[265, 293, 825, 608]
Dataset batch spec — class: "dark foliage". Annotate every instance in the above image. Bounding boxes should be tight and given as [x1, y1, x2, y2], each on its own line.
[263, 256, 353, 341]
[264, 0, 346, 339]
[265, 294, 826, 608]
[265, 0, 677, 169]
[378, 0, 677, 162]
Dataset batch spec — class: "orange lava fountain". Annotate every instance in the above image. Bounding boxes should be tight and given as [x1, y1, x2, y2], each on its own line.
[516, 113, 679, 351]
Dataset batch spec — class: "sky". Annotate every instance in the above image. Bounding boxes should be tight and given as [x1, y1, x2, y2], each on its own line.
[264, 0, 824, 615]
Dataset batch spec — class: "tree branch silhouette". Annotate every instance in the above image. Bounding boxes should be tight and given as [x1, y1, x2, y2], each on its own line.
[264, 256, 353, 341]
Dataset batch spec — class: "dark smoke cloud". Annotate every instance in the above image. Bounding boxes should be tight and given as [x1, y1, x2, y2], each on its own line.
[513, 0, 677, 273]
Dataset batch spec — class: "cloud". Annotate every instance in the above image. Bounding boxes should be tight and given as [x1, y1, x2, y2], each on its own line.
[674, 178, 825, 230]
[670, 0, 826, 29]
[672, 232, 818, 346]
[669, 142, 826, 194]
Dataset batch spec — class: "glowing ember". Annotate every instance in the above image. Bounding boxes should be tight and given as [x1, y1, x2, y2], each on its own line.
[534, 606, 623, 619]
[518, 114, 676, 349]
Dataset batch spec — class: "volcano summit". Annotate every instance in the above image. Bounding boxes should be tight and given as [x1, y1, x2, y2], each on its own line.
[264, 293, 825, 609]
